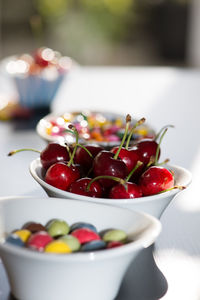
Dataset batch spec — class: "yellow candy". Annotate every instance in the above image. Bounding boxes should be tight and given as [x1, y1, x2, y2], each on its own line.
[115, 119, 123, 127]
[14, 229, 31, 242]
[135, 128, 148, 136]
[45, 240, 72, 254]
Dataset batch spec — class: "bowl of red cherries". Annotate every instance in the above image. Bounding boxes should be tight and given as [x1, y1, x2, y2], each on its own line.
[9, 114, 192, 219]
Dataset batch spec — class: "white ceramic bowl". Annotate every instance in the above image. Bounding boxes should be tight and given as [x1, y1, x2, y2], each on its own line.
[0, 196, 161, 300]
[30, 158, 192, 219]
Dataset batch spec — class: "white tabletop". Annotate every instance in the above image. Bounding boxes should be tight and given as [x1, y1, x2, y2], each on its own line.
[0, 66, 199, 299]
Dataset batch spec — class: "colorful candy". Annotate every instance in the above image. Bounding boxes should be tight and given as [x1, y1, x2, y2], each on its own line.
[102, 229, 127, 243]
[46, 219, 69, 237]
[5, 218, 130, 255]
[13, 229, 31, 242]
[45, 240, 71, 254]
[59, 235, 80, 252]
[71, 228, 101, 244]
[43, 111, 154, 145]
[27, 231, 53, 251]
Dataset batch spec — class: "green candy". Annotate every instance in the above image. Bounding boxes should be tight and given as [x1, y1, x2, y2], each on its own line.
[46, 219, 69, 237]
[59, 234, 80, 252]
[103, 229, 127, 243]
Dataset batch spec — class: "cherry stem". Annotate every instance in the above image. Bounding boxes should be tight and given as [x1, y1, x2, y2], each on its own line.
[113, 114, 131, 160]
[64, 143, 72, 159]
[156, 158, 170, 166]
[66, 125, 79, 167]
[154, 128, 168, 166]
[125, 117, 146, 149]
[86, 175, 125, 192]
[76, 144, 93, 158]
[7, 148, 40, 156]
[158, 185, 186, 194]
[126, 161, 143, 182]
[155, 124, 174, 141]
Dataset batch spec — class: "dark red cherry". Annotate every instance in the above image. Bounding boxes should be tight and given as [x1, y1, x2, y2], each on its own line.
[139, 166, 174, 196]
[93, 151, 127, 188]
[45, 162, 80, 191]
[40, 143, 70, 170]
[69, 177, 102, 198]
[75, 144, 104, 173]
[92, 115, 131, 188]
[134, 139, 160, 167]
[111, 146, 140, 174]
[109, 182, 142, 199]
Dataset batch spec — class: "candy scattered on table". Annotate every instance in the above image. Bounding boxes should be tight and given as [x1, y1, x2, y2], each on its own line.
[5, 218, 130, 254]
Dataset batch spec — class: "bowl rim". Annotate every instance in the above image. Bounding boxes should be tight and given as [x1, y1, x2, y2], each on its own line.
[29, 158, 192, 205]
[36, 110, 155, 145]
[0, 196, 161, 262]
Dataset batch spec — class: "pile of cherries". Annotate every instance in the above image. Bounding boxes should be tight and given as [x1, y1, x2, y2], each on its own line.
[9, 114, 183, 199]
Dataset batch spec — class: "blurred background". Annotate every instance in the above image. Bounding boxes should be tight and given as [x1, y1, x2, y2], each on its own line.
[0, 0, 199, 67]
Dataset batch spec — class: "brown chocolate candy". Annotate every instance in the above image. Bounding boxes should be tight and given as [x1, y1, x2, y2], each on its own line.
[22, 222, 46, 234]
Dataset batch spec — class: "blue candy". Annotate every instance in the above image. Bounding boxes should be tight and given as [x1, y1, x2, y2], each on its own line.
[81, 240, 106, 252]
[70, 222, 97, 233]
[6, 234, 24, 247]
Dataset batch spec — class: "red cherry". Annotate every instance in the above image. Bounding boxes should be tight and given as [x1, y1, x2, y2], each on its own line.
[40, 143, 70, 170]
[110, 117, 146, 180]
[109, 182, 142, 199]
[45, 162, 80, 191]
[111, 146, 140, 174]
[134, 139, 160, 167]
[93, 151, 127, 188]
[139, 166, 174, 196]
[75, 144, 103, 173]
[69, 177, 103, 198]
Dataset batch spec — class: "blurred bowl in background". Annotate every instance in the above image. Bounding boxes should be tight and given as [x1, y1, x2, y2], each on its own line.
[36, 110, 155, 147]
[1, 47, 76, 109]
[0, 196, 161, 300]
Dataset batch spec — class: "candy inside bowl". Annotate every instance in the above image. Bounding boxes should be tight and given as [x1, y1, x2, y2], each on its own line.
[3, 47, 74, 109]
[36, 110, 155, 147]
[29, 158, 192, 219]
[0, 196, 161, 300]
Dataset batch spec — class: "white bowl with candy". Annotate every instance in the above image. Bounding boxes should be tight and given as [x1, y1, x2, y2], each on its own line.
[36, 110, 155, 147]
[0, 196, 161, 300]
[3, 47, 74, 108]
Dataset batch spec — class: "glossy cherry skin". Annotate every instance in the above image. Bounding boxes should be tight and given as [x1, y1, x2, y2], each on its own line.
[75, 144, 103, 173]
[109, 182, 142, 199]
[139, 166, 174, 196]
[40, 143, 70, 170]
[111, 146, 141, 174]
[93, 150, 128, 188]
[44, 162, 80, 191]
[69, 177, 103, 198]
[134, 139, 160, 167]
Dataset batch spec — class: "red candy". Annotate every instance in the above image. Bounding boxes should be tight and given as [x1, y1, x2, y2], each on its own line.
[107, 241, 124, 249]
[27, 231, 53, 251]
[71, 228, 101, 244]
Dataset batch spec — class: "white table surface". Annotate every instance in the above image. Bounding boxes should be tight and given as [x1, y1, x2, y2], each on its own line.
[0, 66, 200, 299]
